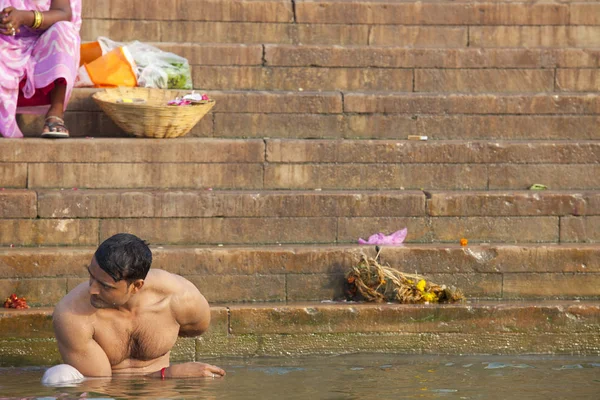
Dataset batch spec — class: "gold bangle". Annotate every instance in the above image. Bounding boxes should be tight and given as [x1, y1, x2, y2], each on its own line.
[31, 10, 43, 30]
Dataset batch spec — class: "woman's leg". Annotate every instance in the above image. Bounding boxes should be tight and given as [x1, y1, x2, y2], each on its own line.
[42, 80, 69, 137]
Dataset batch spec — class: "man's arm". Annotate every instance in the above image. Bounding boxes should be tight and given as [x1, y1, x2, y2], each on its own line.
[53, 305, 112, 377]
[169, 275, 211, 337]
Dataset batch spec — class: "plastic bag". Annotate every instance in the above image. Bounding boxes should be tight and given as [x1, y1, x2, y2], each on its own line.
[75, 46, 137, 88]
[97, 37, 193, 90]
[358, 228, 407, 245]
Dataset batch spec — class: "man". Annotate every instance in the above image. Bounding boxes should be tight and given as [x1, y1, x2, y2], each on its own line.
[46, 233, 225, 383]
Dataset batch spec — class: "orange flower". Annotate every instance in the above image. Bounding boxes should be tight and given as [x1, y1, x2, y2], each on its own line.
[460, 238, 468, 246]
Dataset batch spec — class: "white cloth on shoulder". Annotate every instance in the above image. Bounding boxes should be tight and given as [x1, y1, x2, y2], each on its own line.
[42, 364, 85, 386]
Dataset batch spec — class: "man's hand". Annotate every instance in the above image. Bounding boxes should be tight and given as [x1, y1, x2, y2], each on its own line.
[1, 7, 30, 35]
[164, 362, 226, 379]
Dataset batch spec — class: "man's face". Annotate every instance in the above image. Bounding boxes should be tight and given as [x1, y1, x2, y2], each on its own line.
[87, 257, 138, 309]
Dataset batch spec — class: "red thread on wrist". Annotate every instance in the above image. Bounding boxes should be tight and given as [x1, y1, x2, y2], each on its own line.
[161, 367, 166, 380]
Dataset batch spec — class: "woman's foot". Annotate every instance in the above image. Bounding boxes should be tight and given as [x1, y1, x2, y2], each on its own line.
[41, 116, 69, 138]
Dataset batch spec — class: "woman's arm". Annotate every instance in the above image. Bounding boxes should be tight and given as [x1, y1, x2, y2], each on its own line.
[1, 0, 72, 35]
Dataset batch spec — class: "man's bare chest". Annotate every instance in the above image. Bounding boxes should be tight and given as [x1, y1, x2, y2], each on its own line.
[93, 311, 180, 366]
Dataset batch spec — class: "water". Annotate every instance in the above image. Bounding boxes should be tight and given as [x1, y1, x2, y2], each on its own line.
[0, 354, 599, 399]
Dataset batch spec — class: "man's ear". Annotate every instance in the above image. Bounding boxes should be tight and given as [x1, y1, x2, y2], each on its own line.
[130, 279, 144, 293]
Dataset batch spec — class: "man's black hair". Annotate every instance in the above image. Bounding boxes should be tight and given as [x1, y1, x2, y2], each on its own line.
[94, 233, 152, 283]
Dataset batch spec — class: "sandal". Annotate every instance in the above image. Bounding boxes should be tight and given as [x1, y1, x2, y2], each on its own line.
[41, 116, 70, 138]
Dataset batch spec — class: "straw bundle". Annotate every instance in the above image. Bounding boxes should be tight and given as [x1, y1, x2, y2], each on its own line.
[345, 252, 464, 304]
[92, 87, 215, 138]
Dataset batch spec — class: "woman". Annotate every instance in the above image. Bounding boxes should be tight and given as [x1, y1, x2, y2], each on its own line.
[0, 0, 81, 138]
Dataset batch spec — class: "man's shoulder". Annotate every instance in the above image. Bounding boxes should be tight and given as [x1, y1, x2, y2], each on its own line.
[54, 282, 94, 321]
[146, 269, 196, 294]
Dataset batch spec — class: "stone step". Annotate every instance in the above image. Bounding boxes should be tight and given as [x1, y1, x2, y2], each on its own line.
[1, 301, 599, 365]
[5, 189, 600, 219]
[82, 0, 593, 25]
[2, 188, 599, 246]
[72, 44, 600, 91]
[20, 89, 600, 140]
[79, 21, 600, 48]
[2, 139, 599, 190]
[1, 245, 599, 305]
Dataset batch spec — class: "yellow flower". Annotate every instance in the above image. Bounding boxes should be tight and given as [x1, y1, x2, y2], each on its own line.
[416, 279, 427, 292]
[422, 292, 437, 303]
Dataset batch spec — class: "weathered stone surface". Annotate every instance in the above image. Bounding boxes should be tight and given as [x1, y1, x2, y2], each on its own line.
[81, 20, 369, 44]
[266, 140, 600, 164]
[338, 216, 559, 243]
[214, 113, 347, 138]
[188, 274, 286, 303]
[0, 338, 61, 367]
[27, 163, 263, 189]
[80, 19, 162, 42]
[265, 46, 600, 68]
[371, 244, 600, 274]
[286, 273, 345, 301]
[170, 338, 196, 362]
[99, 218, 338, 244]
[228, 303, 600, 335]
[173, 246, 362, 276]
[560, 216, 600, 243]
[0, 219, 99, 246]
[343, 93, 600, 115]
[193, 66, 413, 91]
[419, 332, 600, 355]
[0, 138, 264, 163]
[504, 273, 600, 299]
[264, 164, 488, 190]
[0, 309, 53, 338]
[0, 248, 93, 278]
[81, 0, 109, 18]
[106, 0, 294, 22]
[556, 69, 600, 91]
[295, 1, 568, 25]
[215, 113, 420, 139]
[0, 278, 67, 306]
[210, 91, 343, 113]
[488, 165, 600, 190]
[570, 3, 600, 25]
[428, 191, 600, 217]
[0, 190, 36, 218]
[157, 43, 263, 66]
[4, 244, 596, 280]
[369, 26, 467, 47]
[0, 164, 27, 188]
[38, 190, 426, 218]
[470, 26, 600, 48]
[417, 115, 600, 140]
[415, 69, 554, 93]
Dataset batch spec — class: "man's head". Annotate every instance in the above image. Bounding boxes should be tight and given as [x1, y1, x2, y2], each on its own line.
[88, 233, 152, 309]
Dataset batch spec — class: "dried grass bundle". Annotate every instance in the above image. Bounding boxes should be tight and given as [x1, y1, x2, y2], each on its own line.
[345, 252, 464, 304]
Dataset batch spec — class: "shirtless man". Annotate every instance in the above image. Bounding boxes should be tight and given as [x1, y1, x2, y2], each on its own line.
[46, 233, 225, 383]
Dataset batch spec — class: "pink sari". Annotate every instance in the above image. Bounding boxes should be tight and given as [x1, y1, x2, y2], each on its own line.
[0, 0, 81, 138]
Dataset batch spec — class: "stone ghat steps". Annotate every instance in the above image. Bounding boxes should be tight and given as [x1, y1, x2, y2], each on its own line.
[2, 188, 600, 246]
[19, 90, 600, 139]
[1, 245, 599, 306]
[2, 138, 599, 190]
[75, 45, 600, 93]
[1, 301, 599, 366]
[79, 0, 600, 47]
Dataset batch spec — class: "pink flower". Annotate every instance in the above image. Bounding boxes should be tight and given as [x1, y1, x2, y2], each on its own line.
[358, 228, 407, 245]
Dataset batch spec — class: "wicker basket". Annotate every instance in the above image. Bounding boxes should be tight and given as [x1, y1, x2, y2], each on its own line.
[92, 87, 215, 138]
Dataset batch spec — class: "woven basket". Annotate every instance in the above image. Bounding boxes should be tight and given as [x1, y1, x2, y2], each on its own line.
[92, 87, 215, 138]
